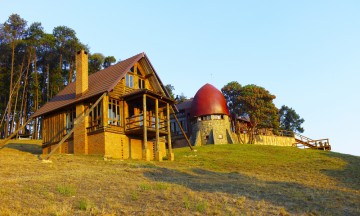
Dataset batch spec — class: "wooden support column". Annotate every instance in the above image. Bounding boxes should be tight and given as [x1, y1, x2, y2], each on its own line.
[155, 99, 162, 161]
[102, 95, 108, 128]
[166, 103, 174, 161]
[142, 94, 150, 161]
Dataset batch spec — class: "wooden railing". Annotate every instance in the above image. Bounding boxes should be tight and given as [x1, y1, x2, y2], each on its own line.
[86, 125, 105, 133]
[86, 124, 123, 133]
[234, 128, 331, 151]
[237, 128, 294, 137]
[293, 132, 331, 150]
[126, 114, 168, 131]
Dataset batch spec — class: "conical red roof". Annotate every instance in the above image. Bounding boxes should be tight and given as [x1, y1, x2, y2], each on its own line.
[191, 83, 230, 117]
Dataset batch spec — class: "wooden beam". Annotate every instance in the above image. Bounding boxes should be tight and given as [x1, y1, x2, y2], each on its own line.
[166, 103, 174, 160]
[170, 108, 193, 151]
[142, 94, 149, 161]
[155, 99, 159, 151]
[0, 117, 34, 148]
[43, 93, 106, 160]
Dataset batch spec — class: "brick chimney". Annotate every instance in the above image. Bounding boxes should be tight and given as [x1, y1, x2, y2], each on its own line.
[74, 50, 89, 154]
[76, 50, 88, 96]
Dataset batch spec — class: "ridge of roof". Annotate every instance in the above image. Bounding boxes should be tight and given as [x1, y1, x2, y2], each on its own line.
[32, 52, 144, 118]
[141, 53, 178, 112]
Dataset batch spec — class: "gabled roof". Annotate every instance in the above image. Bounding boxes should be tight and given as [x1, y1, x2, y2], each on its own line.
[32, 52, 171, 118]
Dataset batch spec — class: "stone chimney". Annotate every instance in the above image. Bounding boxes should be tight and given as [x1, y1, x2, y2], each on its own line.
[76, 50, 88, 96]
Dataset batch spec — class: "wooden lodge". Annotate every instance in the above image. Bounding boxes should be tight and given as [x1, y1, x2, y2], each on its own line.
[32, 51, 175, 161]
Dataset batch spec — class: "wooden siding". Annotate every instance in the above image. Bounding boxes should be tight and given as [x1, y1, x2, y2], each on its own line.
[109, 78, 125, 98]
[42, 112, 66, 144]
[108, 61, 156, 99]
[139, 58, 162, 94]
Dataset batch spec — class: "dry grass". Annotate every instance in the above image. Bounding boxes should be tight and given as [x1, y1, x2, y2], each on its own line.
[0, 140, 359, 215]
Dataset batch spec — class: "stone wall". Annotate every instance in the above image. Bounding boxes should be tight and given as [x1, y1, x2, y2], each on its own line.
[233, 133, 295, 146]
[43, 131, 168, 161]
[130, 139, 142, 159]
[88, 133, 105, 155]
[104, 133, 128, 159]
[191, 115, 233, 146]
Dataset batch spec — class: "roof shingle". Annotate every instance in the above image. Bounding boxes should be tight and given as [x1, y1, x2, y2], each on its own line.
[32, 52, 144, 118]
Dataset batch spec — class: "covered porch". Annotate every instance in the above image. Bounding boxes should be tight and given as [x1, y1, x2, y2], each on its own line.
[122, 89, 175, 161]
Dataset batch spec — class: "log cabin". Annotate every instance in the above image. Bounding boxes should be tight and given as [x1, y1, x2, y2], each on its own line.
[32, 51, 175, 161]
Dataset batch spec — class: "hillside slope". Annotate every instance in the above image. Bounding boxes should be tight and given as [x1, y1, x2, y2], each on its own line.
[0, 142, 359, 215]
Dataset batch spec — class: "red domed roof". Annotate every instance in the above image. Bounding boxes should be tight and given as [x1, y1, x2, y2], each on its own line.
[191, 83, 230, 117]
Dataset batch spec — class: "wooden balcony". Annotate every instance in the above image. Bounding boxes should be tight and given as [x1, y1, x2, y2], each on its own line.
[125, 114, 169, 137]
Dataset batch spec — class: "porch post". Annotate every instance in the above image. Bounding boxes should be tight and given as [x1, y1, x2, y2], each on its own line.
[155, 99, 162, 161]
[166, 103, 174, 161]
[102, 95, 108, 128]
[143, 94, 150, 161]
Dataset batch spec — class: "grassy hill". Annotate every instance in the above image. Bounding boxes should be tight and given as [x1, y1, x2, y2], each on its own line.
[0, 141, 359, 215]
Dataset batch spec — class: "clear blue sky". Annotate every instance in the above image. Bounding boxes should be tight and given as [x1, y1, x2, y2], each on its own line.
[1, 0, 360, 156]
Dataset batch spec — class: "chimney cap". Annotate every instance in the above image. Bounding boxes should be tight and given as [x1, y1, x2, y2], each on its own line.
[77, 50, 88, 55]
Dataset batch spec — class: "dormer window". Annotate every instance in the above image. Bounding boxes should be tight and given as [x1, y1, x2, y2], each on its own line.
[138, 78, 145, 89]
[126, 73, 133, 88]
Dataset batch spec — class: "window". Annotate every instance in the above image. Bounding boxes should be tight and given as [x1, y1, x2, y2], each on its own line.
[108, 98, 121, 126]
[171, 122, 176, 133]
[66, 108, 76, 132]
[201, 115, 211, 121]
[126, 74, 133, 88]
[136, 66, 142, 75]
[89, 103, 102, 128]
[213, 115, 222, 120]
[138, 78, 145, 89]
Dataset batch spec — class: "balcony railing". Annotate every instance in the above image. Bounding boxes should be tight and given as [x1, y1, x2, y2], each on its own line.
[126, 114, 168, 132]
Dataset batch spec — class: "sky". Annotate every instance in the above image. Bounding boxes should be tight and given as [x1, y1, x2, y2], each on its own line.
[1, 0, 360, 156]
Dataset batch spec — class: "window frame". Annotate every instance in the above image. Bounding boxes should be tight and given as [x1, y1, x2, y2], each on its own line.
[108, 98, 121, 127]
[66, 108, 76, 133]
[126, 73, 134, 88]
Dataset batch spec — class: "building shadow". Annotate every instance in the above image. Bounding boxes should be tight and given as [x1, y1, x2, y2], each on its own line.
[322, 152, 360, 191]
[144, 167, 360, 215]
[5, 143, 42, 155]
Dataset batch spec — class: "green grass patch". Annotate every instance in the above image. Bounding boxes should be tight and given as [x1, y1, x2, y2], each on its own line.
[78, 199, 93, 211]
[130, 191, 139, 201]
[195, 200, 208, 213]
[56, 184, 76, 196]
[139, 183, 152, 191]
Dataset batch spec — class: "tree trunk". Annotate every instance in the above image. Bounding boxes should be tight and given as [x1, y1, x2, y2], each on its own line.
[11, 82, 20, 134]
[46, 64, 50, 102]
[68, 60, 73, 84]
[18, 53, 32, 136]
[33, 54, 39, 139]
[5, 42, 16, 137]
[248, 124, 257, 144]
[11, 59, 25, 134]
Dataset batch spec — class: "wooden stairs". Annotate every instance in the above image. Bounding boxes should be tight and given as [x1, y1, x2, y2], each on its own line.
[293, 133, 331, 151]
